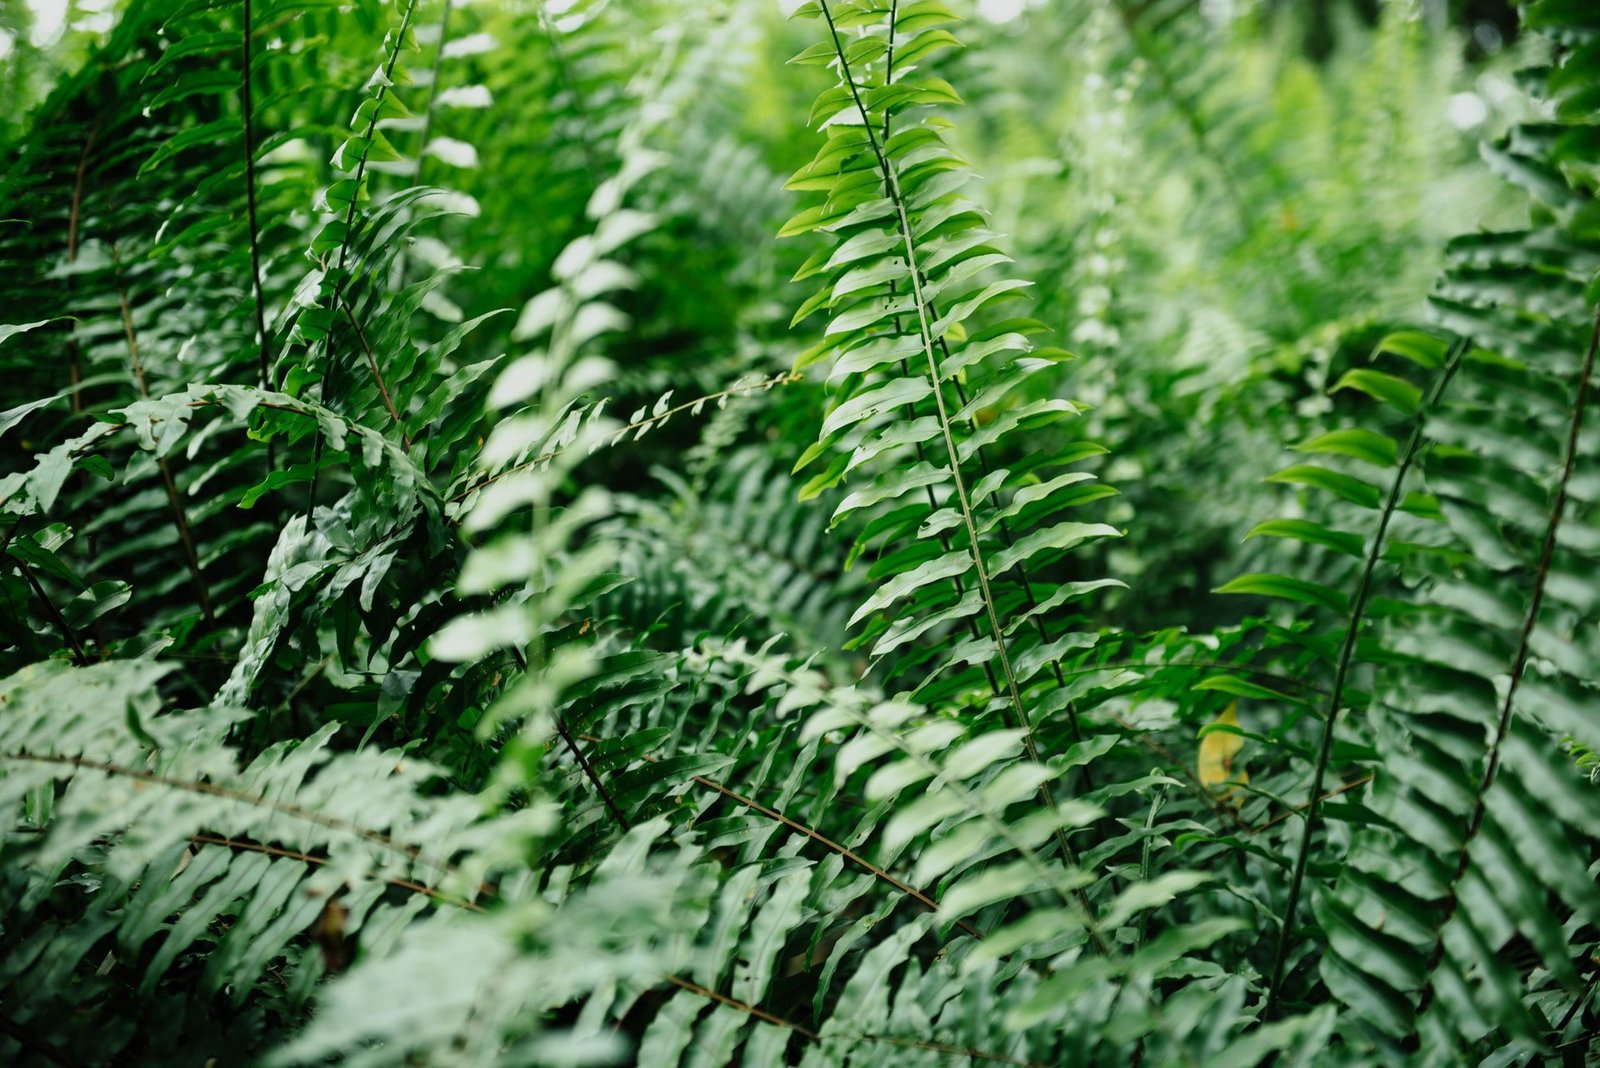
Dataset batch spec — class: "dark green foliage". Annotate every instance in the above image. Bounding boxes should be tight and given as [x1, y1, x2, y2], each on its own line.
[0, 1, 1596, 1066]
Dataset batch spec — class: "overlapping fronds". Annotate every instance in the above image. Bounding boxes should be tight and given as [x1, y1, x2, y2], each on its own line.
[2, 1, 1597, 1065]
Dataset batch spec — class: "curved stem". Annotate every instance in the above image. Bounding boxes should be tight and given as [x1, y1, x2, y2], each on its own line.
[305, 0, 422, 517]
[580, 731, 984, 940]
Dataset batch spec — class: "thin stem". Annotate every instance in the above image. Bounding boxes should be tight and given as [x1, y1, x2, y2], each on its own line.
[1556, 965, 1599, 1034]
[241, 0, 272, 395]
[732, 653, 1199, 1068]
[20, 563, 90, 665]
[189, 833, 473, 907]
[305, 0, 421, 516]
[1263, 337, 1467, 1018]
[3, 750, 442, 872]
[449, 371, 800, 505]
[877, 0, 1005, 707]
[1245, 775, 1371, 836]
[339, 296, 412, 448]
[507, 646, 630, 832]
[694, 772, 974, 931]
[580, 733, 983, 940]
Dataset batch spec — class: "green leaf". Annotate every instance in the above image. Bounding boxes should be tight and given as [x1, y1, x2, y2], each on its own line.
[1214, 573, 1349, 614]
[1331, 368, 1423, 415]
[1294, 428, 1398, 467]
[1265, 464, 1382, 508]
[1245, 518, 1364, 557]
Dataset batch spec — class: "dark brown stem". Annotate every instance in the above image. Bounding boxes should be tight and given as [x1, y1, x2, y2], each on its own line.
[1246, 775, 1372, 836]
[695, 771, 979, 935]
[339, 296, 412, 448]
[20, 562, 90, 665]
[580, 733, 983, 940]
[305, 0, 421, 516]
[189, 833, 473, 907]
[3, 750, 436, 871]
[507, 646, 629, 831]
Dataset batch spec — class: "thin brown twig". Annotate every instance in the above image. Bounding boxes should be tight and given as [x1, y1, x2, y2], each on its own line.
[338, 297, 412, 449]
[188, 833, 478, 908]
[1245, 775, 1372, 836]
[19, 562, 90, 665]
[13, 754, 1027, 1065]
[2, 750, 433, 870]
[580, 734, 982, 940]
[1416, 308, 1600, 1022]
[508, 646, 630, 831]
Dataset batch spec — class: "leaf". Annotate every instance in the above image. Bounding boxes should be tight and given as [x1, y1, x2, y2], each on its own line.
[1102, 871, 1213, 930]
[0, 319, 65, 346]
[1376, 330, 1450, 369]
[1245, 518, 1364, 557]
[1294, 428, 1398, 467]
[1331, 369, 1423, 415]
[1197, 702, 1248, 799]
[1214, 573, 1349, 614]
[1265, 464, 1382, 509]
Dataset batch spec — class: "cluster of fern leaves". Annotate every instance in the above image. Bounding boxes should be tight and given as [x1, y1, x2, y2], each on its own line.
[1, 0, 1596, 1065]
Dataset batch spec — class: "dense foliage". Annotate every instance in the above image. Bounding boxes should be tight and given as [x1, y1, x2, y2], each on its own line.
[1, 0, 1597, 1064]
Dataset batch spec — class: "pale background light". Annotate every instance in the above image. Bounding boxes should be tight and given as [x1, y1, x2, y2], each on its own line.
[977, 0, 1027, 24]
[1447, 91, 1487, 129]
[26, 0, 69, 48]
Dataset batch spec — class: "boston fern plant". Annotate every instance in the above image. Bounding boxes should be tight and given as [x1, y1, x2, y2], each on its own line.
[0, 0, 1597, 1065]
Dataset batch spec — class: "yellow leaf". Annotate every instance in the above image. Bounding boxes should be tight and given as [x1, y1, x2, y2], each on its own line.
[1198, 701, 1249, 802]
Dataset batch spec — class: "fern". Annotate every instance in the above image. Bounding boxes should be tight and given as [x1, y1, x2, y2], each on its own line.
[1222, 3, 1600, 1056]
[2, 0, 1598, 1065]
